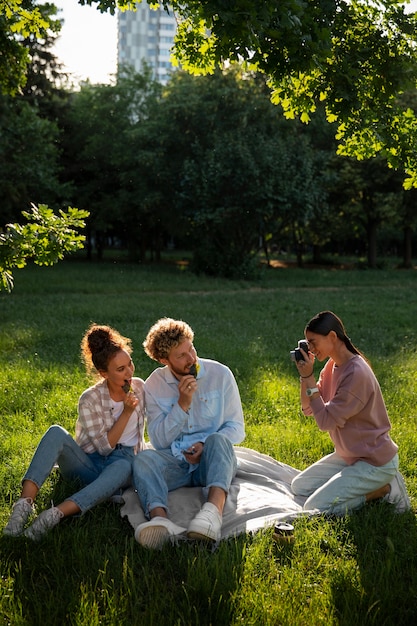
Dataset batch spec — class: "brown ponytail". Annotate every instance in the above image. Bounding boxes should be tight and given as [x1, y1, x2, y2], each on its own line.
[305, 311, 367, 360]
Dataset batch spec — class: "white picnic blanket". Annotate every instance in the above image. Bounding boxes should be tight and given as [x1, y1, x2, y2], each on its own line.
[120, 447, 316, 539]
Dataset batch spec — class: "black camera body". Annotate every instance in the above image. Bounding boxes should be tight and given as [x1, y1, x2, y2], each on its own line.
[290, 340, 309, 362]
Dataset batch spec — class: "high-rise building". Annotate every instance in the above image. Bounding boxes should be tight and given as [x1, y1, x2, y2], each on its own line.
[117, 4, 177, 84]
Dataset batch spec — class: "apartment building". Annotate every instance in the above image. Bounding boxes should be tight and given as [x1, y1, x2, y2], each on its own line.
[117, 3, 177, 83]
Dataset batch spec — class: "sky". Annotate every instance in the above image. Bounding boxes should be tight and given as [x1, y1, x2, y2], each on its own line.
[52, 1, 118, 85]
[52, 1, 417, 86]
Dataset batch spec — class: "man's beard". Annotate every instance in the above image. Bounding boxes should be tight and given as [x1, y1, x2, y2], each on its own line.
[167, 361, 194, 379]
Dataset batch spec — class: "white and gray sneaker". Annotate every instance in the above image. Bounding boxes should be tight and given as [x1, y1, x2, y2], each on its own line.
[3, 497, 34, 536]
[23, 505, 64, 541]
[134, 516, 187, 549]
[187, 502, 222, 542]
[385, 471, 411, 513]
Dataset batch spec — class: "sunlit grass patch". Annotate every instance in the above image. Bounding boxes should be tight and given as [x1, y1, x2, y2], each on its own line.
[1, 261, 417, 625]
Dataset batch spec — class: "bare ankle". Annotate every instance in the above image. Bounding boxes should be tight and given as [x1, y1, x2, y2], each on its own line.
[366, 483, 390, 502]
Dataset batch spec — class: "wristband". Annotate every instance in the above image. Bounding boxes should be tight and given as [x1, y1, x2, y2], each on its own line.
[300, 372, 314, 379]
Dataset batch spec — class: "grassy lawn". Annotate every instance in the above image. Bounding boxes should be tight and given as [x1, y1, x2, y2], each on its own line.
[1, 260, 417, 625]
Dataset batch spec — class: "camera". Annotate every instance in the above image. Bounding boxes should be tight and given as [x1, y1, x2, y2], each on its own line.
[290, 340, 309, 362]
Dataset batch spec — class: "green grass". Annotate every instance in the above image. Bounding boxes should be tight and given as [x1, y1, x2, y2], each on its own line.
[1, 260, 417, 625]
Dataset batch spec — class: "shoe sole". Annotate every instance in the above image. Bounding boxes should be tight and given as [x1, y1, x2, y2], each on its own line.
[136, 525, 170, 549]
[186, 530, 217, 542]
[3, 529, 23, 537]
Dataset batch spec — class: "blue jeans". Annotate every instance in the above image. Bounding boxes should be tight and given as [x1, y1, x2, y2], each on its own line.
[291, 451, 399, 515]
[23, 425, 134, 513]
[133, 432, 237, 517]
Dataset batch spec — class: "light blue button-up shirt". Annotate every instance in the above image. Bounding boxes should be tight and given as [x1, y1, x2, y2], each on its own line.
[144, 358, 245, 465]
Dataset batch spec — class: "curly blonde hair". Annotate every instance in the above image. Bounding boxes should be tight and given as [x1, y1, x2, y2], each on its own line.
[143, 318, 194, 362]
[81, 323, 132, 375]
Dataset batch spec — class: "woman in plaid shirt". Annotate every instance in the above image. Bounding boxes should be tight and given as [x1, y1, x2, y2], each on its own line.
[4, 323, 146, 540]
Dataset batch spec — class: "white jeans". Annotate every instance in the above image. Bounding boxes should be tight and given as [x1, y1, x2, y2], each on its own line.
[291, 451, 399, 515]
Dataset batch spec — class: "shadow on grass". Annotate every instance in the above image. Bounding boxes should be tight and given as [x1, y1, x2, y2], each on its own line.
[330, 504, 417, 626]
[1, 483, 248, 625]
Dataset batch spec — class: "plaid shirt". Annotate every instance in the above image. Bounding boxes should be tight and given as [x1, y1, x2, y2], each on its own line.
[75, 377, 146, 455]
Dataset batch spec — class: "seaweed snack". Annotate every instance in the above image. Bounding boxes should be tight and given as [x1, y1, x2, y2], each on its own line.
[122, 380, 132, 394]
[189, 362, 200, 378]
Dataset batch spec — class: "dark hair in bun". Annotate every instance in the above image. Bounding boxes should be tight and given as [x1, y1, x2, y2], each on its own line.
[81, 323, 132, 375]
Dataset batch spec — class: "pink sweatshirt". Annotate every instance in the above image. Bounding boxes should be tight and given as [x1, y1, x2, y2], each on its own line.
[304, 355, 398, 466]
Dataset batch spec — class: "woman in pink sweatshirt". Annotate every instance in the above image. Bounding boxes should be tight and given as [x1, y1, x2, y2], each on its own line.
[291, 310, 410, 515]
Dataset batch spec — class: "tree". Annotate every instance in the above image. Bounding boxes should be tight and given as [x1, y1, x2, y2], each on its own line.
[0, 2, 87, 289]
[18, 1, 69, 118]
[61, 65, 162, 260]
[399, 187, 417, 267]
[164, 68, 328, 275]
[0, 3, 71, 224]
[0, 0, 56, 95]
[86, 0, 417, 188]
[327, 155, 403, 267]
[0, 93, 68, 224]
[0, 204, 89, 291]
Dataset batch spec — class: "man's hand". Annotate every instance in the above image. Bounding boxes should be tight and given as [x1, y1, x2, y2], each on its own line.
[183, 442, 204, 464]
[178, 375, 197, 412]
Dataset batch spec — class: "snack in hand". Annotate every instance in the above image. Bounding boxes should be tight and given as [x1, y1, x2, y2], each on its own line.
[122, 380, 132, 394]
[189, 362, 200, 378]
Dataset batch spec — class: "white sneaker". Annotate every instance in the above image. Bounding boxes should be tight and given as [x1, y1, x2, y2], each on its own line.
[134, 517, 187, 549]
[385, 471, 411, 513]
[3, 498, 34, 537]
[187, 502, 222, 542]
[109, 490, 125, 504]
[23, 506, 64, 541]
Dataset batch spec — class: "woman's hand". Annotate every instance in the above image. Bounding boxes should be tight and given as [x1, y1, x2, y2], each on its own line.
[296, 348, 315, 378]
[123, 390, 139, 413]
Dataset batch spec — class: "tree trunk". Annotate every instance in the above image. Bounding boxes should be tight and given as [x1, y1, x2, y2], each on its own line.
[367, 220, 378, 268]
[85, 228, 92, 261]
[312, 244, 321, 264]
[261, 234, 271, 267]
[403, 225, 413, 268]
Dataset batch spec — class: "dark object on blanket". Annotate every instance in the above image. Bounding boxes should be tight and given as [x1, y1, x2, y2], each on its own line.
[290, 340, 309, 363]
[273, 522, 295, 544]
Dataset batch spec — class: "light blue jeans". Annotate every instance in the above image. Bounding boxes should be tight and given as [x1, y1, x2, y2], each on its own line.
[23, 425, 134, 513]
[291, 451, 399, 515]
[133, 432, 237, 517]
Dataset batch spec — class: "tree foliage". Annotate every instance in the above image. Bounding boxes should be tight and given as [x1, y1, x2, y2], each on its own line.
[60, 65, 339, 275]
[171, 70, 328, 276]
[0, 0, 56, 94]
[0, 204, 89, 291]
[0, 3, 86, 291]
[60, 65, 162, 260]
[18, 1, 67, 113]
[0, 93, 68, 223]
[2, 1, 417, 183]
[84, 0, 417, 187]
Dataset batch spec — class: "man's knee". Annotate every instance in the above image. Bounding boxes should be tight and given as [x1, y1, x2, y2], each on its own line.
[205, 432, 232, 452]
[133, 449, 161, 478]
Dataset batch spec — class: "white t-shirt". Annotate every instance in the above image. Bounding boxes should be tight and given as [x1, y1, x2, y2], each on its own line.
[111, 400, 140, 447]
